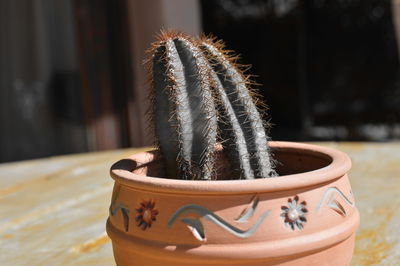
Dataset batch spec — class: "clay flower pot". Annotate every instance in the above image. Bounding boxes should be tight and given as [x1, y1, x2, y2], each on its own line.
[106, 141, 359, 265]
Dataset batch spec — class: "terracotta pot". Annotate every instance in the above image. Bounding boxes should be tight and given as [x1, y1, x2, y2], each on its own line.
[107, 141, 359, 265]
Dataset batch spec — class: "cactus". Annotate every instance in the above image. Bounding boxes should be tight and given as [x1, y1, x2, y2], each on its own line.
[200, 37, 277, 179]
[149, 32, 218, 180]
[148, 31, 276, 180]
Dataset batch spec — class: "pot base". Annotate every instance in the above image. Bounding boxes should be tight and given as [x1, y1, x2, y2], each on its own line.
[109, 226, 355, 266]
[107, 210, 358, 266]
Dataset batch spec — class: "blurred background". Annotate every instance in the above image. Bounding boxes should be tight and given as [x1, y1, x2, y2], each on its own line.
[1, 0, 399, 163]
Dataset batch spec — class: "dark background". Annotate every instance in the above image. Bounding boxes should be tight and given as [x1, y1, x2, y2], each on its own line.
[1, 0, 399, 163]
[201, 0, 400, 141]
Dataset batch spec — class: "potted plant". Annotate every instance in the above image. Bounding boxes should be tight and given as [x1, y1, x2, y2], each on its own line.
[106, 31, 359, 265]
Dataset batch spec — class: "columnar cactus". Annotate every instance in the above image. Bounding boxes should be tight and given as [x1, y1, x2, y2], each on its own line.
[149, 33, 218, 180]
[148, 31, 276, 180]
[200, 38, 277, 179]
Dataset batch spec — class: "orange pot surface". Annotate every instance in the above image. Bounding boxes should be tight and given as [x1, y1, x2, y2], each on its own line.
[107, 141, 359, 265]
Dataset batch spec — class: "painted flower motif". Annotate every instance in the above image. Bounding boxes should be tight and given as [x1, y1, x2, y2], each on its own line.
[281, 196, 308, 230]
[135, 200, 159, 230]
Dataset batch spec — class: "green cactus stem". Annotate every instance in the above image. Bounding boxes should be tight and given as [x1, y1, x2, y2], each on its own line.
[148, 31, 276, 180]
[150, 32, 218, 180]
[200, 38, 277, 179]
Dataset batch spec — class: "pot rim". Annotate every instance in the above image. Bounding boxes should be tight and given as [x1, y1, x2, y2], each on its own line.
[110, 141, 351, 195]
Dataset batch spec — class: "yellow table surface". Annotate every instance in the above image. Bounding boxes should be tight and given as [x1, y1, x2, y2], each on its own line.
[0, 143, 399, 265]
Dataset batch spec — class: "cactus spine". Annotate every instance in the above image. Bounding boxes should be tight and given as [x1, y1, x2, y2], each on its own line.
[149, 31, 275, 180]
